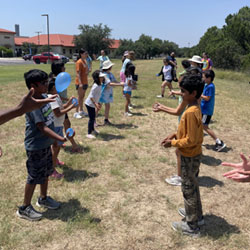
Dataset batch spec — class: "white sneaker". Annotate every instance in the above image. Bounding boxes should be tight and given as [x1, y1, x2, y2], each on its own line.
[165, 175, 182, 186]
[73, 112, 82, 119]
[128, 106, 133, 110]
[86, 134, 96, 139]
[156, 95, 163, 98]
[124, 112, 132, 117]
[79, 111, 88, 117]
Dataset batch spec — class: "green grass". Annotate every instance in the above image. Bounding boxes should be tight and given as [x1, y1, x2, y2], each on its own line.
[0, 59, 250, 249]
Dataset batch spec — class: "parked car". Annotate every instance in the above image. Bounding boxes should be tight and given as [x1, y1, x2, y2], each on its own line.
[22, 54, 32, 61]
[32, 52, 69, 64]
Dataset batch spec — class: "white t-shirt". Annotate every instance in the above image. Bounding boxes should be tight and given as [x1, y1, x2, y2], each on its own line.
[123, 76, 133, 92]
[163, 65, 172, 81]
[121, 58, 130, 73]
[85, 83, 102, 108]
[48, 94, 65, 127]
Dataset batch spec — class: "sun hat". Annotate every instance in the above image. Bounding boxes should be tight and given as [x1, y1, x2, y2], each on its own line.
[123, 51, 129, 56]
[102, 60, 114, 70]
[99, 72, 106, 77]
[188, 55, 203, 64]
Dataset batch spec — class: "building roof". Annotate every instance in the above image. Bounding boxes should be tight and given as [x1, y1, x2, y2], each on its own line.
[109, 39, 120, 49]
[15, 34, 75, 47]
[0, 28, 16, 34]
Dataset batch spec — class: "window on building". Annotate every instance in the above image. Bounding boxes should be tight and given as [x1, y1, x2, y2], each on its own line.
[63, 49, 66, 54]
[4, 36, 10, 39]
[70, 49, 72, 54]
[75, 49, 78, 53]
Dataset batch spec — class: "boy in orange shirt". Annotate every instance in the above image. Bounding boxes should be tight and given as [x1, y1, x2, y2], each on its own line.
[162, 73, 204, 237]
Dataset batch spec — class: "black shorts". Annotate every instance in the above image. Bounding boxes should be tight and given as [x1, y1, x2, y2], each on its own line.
[26, 147, 53, 185]
[65, 113, 69, 120]
[202, 114, 212, 125]
[75, 84, 88, 90]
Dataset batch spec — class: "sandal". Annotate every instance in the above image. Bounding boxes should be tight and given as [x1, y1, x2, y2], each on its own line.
[56, 158, 65, 166]
[50, 170, 64, 179]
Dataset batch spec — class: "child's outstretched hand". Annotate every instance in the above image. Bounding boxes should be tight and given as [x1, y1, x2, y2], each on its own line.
[152, 103, 161, 112]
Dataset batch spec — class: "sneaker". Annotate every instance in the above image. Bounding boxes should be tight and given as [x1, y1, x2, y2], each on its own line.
[36, 196, 60, 210]
[79, 111, 88, 117]
[156, 95, 164, 98]
[128, 106, 133, 110]
[104, 119, 112, 126]
[16, 205, 42, 221]
[165, 175, 182, 186]
[73, 112, 82, 119]
[86, 134, 96, 139]
[124, 112, 133, 117]
[171, 221, 200, 237]
[215, 141, 226, 152]
[178, 208, 205, 226]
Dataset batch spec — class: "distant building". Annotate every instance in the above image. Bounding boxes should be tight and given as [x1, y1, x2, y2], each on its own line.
[0, 28, 16, 50]
[15, 34, 120, 58]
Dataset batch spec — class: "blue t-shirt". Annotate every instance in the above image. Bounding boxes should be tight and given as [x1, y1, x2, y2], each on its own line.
[200, 83, 215, 116]
[25, 95, 55, 151]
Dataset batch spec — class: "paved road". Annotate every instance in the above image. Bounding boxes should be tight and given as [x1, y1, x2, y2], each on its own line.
[0, 58, 34, 65]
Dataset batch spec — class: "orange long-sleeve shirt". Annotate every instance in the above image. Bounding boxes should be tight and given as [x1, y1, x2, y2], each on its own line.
[171, 105, 203, 157]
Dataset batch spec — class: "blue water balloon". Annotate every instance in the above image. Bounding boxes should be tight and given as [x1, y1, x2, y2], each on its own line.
[55, 72, 71, 93]
[66, 128, 74, 137]
[72, 98, 78, 107]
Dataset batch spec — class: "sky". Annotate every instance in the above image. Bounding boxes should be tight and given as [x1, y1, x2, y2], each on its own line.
[1, 0, 249, 48]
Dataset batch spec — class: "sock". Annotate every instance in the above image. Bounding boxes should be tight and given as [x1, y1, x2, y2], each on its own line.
[216, 138, 221, 144]
[20, 205, 29, 210]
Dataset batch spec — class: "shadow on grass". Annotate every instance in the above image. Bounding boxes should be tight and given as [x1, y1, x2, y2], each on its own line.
[201, 214, 240, 239]
[63, 145, 91, 154]
[98, 133, 125, 141]
[201, 154, 222, 166]
[203, 144, 232, 153]
[198, 176, 224, 187]
[132, 104, 144, 109]
[132, 95, 145, 99]
[111, 123, 138, 129]
[43, 198, 101, 224]
[130, 112, 148, 117]
[61, 165, 99, 182]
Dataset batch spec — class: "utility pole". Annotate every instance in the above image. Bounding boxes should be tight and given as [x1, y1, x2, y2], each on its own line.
[41, 14, 50, 61]
[35, 31, 42, 45]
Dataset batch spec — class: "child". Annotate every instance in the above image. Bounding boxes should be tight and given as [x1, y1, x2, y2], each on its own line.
[51, 60, 81, 153]
[124, 64, 136, 116]
[161, 74, 204, 237]
[17, 69, 73, 221]
[201, 70, 226, 151]
[48, 78, 76, 178]
[85, 70, 105, 139]
[74, 48, 89, 119]
[153, 60, 191, 186]
[99, 60, 124, 125]
[156, 59, 173, 98]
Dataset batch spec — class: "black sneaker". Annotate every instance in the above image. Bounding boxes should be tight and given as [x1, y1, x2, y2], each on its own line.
[16, 205, 42, 221]
[172, 221, 200, 237]
[36, 196, 60, 210]
[178, 207, 205, 226]
[215, 141, 226, 152]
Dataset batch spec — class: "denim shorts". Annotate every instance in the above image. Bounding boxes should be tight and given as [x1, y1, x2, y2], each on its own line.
[26, 147, 53, 184]
[123, 91, 132, 96]
[54, 126, 64, 146]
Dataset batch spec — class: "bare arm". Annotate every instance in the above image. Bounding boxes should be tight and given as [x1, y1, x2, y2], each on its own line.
[153, 100, 187, 116]
[201, 95, 211, 101]
[0, 88, 56, 126]
[53, 104, 75, 117]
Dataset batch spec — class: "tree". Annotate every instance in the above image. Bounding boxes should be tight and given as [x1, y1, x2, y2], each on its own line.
[74, 23, 113, 56]
[21, 42, 38, 55]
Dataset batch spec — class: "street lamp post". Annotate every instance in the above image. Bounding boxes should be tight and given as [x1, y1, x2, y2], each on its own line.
[41, 14, 50, 62]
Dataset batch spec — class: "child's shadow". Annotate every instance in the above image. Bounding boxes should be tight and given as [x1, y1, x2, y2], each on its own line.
[63, 145, 91, 154]
[203, 144, 232, 153]
[130, 112, 148, 117]
[132, 104, 144, 109]
[61, 165, 99, 182]
[198, 176, 224, 188]
[111, 123, 138, 130]
[201, 154, 222, 166]
[42, 198, 101, 224]
[201, 214, 240, 239]
[132, 95, 145, 99]
[98, 133, 125, 141]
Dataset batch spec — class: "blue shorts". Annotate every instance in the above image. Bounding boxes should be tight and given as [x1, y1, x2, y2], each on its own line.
[26, 147, 53, 184]
[54, 126, 64, 146]
[123, 91, 132, 96]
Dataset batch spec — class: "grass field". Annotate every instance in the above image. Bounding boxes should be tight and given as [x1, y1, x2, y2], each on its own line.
[0, 59, 250, 250]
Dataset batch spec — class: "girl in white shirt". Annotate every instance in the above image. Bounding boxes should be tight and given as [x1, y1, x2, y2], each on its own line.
[85, 71, 105, 139]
